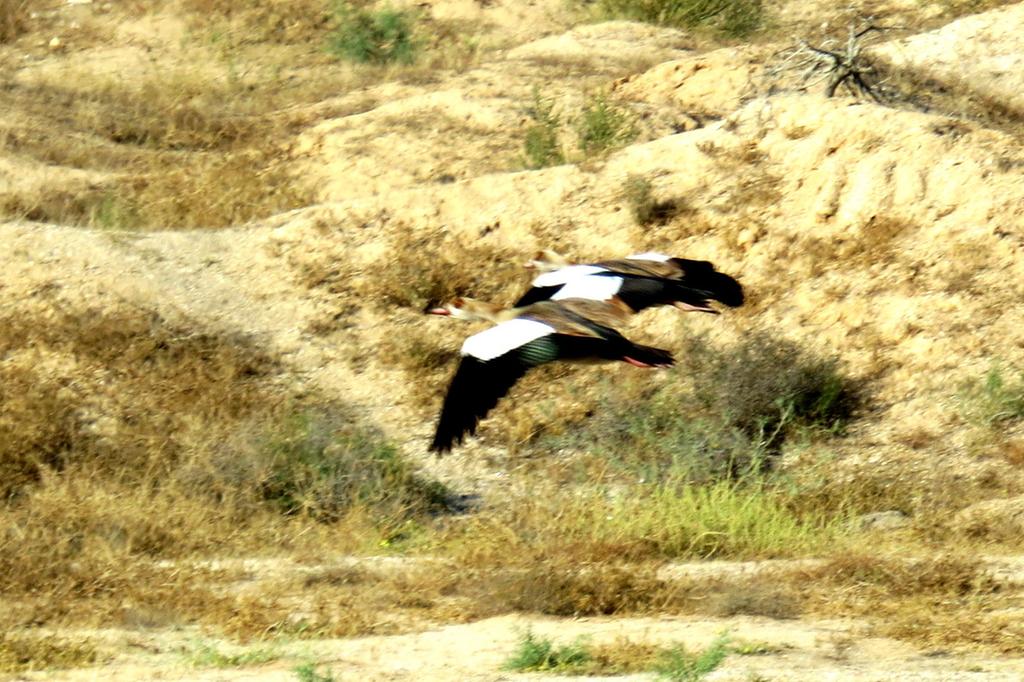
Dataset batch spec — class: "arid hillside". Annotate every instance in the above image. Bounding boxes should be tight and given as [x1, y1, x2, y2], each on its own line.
[4, 0, 1024, 680]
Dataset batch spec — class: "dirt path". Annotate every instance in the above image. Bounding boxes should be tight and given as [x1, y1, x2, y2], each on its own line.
[19, 612, 1024, 681]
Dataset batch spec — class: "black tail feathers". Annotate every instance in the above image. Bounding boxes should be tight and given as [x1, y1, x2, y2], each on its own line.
[672, 259, 744, 307]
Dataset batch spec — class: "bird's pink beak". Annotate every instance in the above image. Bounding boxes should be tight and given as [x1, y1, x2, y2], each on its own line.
[428, 307, 450, 316]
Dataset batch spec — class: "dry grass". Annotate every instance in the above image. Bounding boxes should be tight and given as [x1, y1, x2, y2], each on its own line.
[0, 66, 318, 229]
[798, 554, 1024, 653]
[0, 632, 101, 673]
[0, 298, 453, 638]
[873, 62, 1024, 141]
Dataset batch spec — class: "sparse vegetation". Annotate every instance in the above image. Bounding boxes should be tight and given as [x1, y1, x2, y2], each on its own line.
[522, 89, 637, 168]
[592, 0, 764, 37]
[502, 631, 731, 678]
[654, 633, 730, 681]
[294, 661, 338, 682]
[576, 92, 638, 156]
[329, 2, 420, 65]
[187, 641, 281, 668]
[6, 0, 1024, 673]
[503, 630, 591, 672]
[522, 89, 566, 169]
[622, 174, 685, 225]
[0, 633, 100, 673]
[960, 366, 1024, 427]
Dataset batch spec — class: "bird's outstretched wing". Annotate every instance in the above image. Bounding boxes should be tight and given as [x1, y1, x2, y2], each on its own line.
[430, 335, 560, 452]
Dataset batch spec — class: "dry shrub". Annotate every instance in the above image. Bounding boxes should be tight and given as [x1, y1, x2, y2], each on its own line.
[180, 409, 451, 524]
[798, 216, 914, 277]
[704, 580, 802, 619]
[874, 62, 1024, 140]
[685, 329, 860, 450]
[0, 305, 276, 496]
[481, 558, 673, 617]
[537, 329, 860, 479]
[795, 554, 1024, 652]
[0, 632, 100, 673]
[810, 553, 996, 599]
[181, 0, 335, 44]
[355, 229, 526, 310]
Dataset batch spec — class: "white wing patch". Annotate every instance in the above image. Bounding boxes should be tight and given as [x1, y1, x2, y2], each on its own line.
[532, 264, 606, 287]
[626, 251, 672, 262]
[462, 319, 554, 361]
[551, 274, 623, 302]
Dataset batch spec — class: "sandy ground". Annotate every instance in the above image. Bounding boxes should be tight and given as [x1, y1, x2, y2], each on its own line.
[6, 1, 1024, 680]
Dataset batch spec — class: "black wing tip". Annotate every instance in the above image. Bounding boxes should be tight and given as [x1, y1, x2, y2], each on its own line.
[627, 344, 675, 368]
[718, 276, 745, 307]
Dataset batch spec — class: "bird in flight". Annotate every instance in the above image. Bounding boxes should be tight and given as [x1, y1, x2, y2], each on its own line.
[427, 297, 673, 453]
[515, 250, 744, 314]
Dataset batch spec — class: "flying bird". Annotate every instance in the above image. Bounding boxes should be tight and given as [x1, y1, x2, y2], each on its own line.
[515, 250, 744, 314]
[427, 298, 673, 453]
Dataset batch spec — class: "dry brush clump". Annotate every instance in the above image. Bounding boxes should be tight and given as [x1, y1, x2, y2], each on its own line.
[591, 0, 764, 38]
[797, 553, 1023, 652]
[539, 327, 860, 479]
[0, 300, 452, 635]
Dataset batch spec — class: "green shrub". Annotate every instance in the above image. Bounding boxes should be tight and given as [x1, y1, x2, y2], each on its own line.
[593, 0, 763, 37]
[522, 89, 565, 169]
[183, 410, 451, 524]
[294, 662, 337, 682]
[654, 633, 730, 681]
[503, 630, 591, 672]
[576, 93, 637, 156]
[329, 3, 419, 64]
[539, 330, 858, 480]
[256, 411, 450, 521]
[685, 331, 859, 450]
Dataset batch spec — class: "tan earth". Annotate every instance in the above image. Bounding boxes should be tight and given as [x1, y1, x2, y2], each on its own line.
[5, 0, 1024, 679]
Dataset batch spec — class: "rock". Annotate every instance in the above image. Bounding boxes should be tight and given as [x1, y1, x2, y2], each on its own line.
[855, 510, 910, 531]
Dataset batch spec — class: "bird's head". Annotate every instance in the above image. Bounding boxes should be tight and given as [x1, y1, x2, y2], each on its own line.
[524, 249, 569, 272]
[427, 297, 503, 322]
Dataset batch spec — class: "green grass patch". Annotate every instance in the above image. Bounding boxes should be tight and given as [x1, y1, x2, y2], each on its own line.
[329, 2, 419, 64]
[959, 366, 1024, 427]
[502, 630, 731, 678]
[522, 88, 565, 169]
[576, 92, 637, 157]
[503, 630, 591, 672]
[294, 661, 337, 682]
[655, 633, 730, 680]
[447, 474, 847, 566]
[187, 641, 281, 668]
